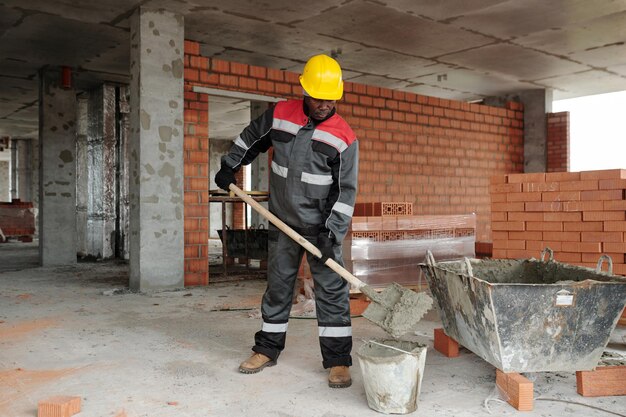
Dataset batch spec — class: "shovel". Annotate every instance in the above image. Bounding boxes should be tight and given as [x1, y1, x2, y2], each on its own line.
[228, 183, 432, 338]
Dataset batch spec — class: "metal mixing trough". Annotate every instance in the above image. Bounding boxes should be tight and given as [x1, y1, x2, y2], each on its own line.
[419, 249, 626, 373]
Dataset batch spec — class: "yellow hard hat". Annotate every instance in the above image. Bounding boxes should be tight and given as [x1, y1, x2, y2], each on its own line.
[299, 54, 343, 100]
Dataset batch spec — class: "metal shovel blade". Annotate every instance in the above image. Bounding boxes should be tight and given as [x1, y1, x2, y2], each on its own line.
[360, 283, 433, 339]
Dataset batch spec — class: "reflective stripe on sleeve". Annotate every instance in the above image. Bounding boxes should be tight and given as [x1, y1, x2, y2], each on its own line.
[312, 129, 349, 152]
[234, 136, 249, 150]
[262, 322, 289, 333]
[271, 161, 288, 178]
[318, 326, 352, 337]
[332, 202, 354, 217]
[273, 118, 302, 135]
[301, 172, 333, 186]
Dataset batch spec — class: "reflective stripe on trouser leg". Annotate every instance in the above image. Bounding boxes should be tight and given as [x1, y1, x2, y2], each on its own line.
[252, 226, 304, 362]
[306, 245, 353, 369]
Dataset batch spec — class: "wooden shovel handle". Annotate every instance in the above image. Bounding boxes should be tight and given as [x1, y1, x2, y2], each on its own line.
[228, 184, 365, 290]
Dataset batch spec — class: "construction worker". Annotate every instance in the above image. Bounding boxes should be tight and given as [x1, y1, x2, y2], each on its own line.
[215, 54, 358, 388]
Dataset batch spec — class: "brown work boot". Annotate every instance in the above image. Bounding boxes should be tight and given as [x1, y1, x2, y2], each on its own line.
[328, 366, 352, 388]
[238, 353, 275, 374]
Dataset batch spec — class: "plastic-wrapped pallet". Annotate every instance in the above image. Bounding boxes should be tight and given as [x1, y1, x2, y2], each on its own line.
[344, 214, 476, 288]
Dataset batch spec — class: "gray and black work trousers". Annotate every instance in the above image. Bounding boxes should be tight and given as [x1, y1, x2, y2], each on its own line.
[251, 225, 352, 368]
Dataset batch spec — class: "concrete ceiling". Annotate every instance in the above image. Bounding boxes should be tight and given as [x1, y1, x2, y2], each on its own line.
[1, 0, 626, 139]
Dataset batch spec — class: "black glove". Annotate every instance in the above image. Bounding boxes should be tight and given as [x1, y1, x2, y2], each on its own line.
[215, 163, 237, 191]
[317, 229, 336, 264]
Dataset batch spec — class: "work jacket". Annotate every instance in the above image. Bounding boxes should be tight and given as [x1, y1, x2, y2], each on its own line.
[222, 99, 359, 243]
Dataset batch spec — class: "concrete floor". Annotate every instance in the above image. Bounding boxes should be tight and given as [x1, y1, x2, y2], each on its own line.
[1, 241, 625, 417]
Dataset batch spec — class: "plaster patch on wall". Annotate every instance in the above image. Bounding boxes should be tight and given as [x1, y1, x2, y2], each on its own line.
[171, 58, 183, 79]
[157, 163, 182, 195]
[140, 110, 151, 130]
[158, 126, 173, 142]
[59, 150, 73, 163]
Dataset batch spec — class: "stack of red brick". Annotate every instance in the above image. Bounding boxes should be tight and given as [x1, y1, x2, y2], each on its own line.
[490, 169, 626, 276]
[350, 204, 476, 242]
[0, 199, 35, 242]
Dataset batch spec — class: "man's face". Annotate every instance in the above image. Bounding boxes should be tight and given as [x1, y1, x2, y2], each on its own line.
[304, 96, 336, 121]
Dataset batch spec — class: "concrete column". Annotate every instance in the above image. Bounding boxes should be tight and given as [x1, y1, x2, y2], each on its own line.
[520, 89, 552, 173]
[76, 95, 89, 256]
[118, 85, 131, 261]
[0, 161, 9, 201]
[129, 8, 185, 291]
[15, 139, 33, 201]
[10, 139, 17, 199]
[89, 84, 118, 259]
[38, 69, 77, 265]
[31, 139, 40, 236]
[76, 85, 119, 260]
[484, 89, 552, 173]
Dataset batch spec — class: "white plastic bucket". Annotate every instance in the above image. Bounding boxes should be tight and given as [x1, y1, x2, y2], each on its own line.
[357, 339, 427, 414]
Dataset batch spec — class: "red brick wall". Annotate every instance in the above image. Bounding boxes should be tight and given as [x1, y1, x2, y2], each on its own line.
[183, 40, 210, 286]
[547, 112, 570, 172]
[183, 39, 524, 285]
[490, 169, 626, 276]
